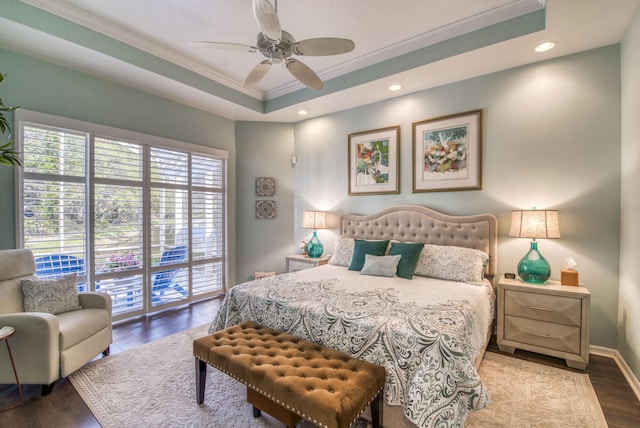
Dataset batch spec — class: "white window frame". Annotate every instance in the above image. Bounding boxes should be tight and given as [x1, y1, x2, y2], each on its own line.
[14, 109, 229, 319]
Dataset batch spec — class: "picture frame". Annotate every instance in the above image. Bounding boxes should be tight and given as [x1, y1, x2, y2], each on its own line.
[255, 200, 276, 219]
[348, 125, 400, 195]
[255, 177, 276, 196]
[412, 110, 482, 193]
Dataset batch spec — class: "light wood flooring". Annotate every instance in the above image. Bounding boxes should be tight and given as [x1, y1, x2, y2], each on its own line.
[1, 296, 640, 427]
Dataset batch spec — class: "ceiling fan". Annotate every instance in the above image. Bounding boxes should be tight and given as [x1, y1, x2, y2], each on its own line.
[190, 0, 355, 90]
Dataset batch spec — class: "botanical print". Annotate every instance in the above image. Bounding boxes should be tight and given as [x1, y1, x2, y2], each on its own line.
[412, 110, 482, 192]
[356, 138, 389, 185]
[422, 124, 469, 180]
[348, 125, 400, 195]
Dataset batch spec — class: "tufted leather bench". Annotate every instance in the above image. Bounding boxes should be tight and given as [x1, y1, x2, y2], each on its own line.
[193, 321, 385, 428]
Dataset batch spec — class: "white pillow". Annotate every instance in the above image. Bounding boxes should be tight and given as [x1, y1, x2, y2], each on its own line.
[329, 237, 355, 267]
[360, 254, 401, 278]
[414, 244, 489, 284]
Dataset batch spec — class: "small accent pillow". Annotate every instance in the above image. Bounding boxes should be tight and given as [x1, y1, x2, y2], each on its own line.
[360, 254, 401, 278]
[414, 244, 489, 283]
[348, 239, 390, 271]
[329, 237, 355, 267]
[21, 274, 82, 315]
[388, 242, 425, 279]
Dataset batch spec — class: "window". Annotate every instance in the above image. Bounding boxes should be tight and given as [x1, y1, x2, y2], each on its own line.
[17, 111, 227, 321]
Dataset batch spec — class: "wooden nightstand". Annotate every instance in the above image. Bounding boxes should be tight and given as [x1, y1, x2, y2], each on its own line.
[286, 254, 331, 272]
[497, 275, 590, 369]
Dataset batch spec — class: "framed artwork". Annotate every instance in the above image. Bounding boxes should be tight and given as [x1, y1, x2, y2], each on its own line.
[348, 125, 400, 195]
[255, 200, 276, 219]
[412, 110, 482, 192]
[256, 177, 276, 196]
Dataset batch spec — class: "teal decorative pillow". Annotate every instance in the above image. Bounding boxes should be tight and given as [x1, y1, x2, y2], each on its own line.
[360, 254, 401, 278]
[388, 242, 425, 279]
[21, 274, 82, 315]
[348, 239, 390, 271]
[414, 244, 489, 283]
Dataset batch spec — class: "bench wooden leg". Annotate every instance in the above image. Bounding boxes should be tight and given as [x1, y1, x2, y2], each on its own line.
[252, 406, 261, 418]
[196, 358, 207, 404]
[371, 391, 383, 428]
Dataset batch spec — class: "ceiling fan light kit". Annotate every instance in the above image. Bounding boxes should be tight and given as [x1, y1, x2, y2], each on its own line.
[191, 0, 355, 91]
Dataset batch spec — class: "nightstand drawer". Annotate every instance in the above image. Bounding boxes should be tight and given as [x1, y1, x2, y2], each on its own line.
[504, 289, 582, 326]
[505, 316, 581, 354]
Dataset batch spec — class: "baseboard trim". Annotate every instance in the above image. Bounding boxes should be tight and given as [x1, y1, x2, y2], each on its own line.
[590, 345, 640, 401]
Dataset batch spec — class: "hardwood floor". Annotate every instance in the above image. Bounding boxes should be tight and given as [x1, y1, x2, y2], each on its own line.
[1, 297, 639, 427]
[0, 297, 222, 428]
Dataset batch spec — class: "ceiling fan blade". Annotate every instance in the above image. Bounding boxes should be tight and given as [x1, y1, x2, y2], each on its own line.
[243, 60, 272, 88]
[292, 38, 355, 56]
[253, 0, 282, 41]
[189, 41, 258, 53]
[286, 59, 323, 90]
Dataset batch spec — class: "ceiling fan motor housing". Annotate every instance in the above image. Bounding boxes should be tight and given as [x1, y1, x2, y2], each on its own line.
[257, 30, 295, 63]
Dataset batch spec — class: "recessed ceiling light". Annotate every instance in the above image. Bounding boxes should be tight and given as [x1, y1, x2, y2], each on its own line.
[388, 84, 402, 91]
[297, 110, 308, 115]
[535, 41, 556, 53]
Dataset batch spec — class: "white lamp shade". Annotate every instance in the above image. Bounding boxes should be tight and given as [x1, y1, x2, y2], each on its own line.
[509, 210, 560, 239]
[302, 210, 327, 229]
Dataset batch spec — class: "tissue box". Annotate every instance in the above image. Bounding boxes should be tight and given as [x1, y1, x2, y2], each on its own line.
[561, 269, 579, 286]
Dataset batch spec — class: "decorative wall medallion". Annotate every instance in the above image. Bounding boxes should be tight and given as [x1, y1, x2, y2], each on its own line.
[256, 177, 276, 196]
[256, 200, 276, 219]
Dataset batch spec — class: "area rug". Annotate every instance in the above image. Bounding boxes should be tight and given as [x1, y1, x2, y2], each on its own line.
[69, 325, 608, 428]
[466, 351, 608, 428]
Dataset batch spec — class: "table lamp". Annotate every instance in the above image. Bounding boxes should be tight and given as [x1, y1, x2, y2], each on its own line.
[508, 209, 560, 284]
[302, 210, 327, 258]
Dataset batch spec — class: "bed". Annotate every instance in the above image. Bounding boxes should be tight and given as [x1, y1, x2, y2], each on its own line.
[210, 205, 498, 428]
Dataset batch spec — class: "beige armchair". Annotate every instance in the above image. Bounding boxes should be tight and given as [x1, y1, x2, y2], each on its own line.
[0, 249, 112, 395]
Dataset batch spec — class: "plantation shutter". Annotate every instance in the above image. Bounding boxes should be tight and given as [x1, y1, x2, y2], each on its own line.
[191, 154, 225, 296]
[18, 111, 227, 321]
[21, 124, 88, 290]
[91, 137, 145, 314]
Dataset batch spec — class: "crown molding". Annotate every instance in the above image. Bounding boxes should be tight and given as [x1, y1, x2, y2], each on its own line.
[263, 0, 546, 99]
[19, 0, 265, 99]
[22, 0, 544, 102]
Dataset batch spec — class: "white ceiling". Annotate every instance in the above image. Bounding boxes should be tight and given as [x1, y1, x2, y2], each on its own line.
[1, 0, 639, 122]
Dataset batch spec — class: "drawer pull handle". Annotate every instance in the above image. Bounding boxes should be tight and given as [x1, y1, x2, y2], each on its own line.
[529, 305, 552, 312]
[529, 331, 552, 338]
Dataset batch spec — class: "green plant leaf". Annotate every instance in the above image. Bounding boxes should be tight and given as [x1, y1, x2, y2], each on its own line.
[0, 70, 22, 167]
[0, 141, 23, 166]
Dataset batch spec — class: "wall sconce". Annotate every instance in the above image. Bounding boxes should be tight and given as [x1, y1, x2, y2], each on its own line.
[302, 210, 327, 258]
[508, 209, 560, 284]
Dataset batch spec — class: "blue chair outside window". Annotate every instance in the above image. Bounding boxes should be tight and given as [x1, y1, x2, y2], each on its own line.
[34, 254, 86, 291]
[151, 246, 188, 303]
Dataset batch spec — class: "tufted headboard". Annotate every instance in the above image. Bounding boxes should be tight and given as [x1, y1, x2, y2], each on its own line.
[340, 205, 498, 280]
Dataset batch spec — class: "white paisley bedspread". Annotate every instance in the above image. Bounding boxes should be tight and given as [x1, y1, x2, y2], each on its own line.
[209, 264, 495, 428]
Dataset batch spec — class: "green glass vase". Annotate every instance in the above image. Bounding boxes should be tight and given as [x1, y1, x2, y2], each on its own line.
[306, 231, 324, 258]
[517, 241, 550, 284]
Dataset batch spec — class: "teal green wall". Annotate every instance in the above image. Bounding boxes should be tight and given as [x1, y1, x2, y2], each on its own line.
[0, 48, 238, 286]
[234, 121, 295, 283]
[1, 42, 629, 353]
[619, 8, 640, 380]
[288, 46, 621, 348]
